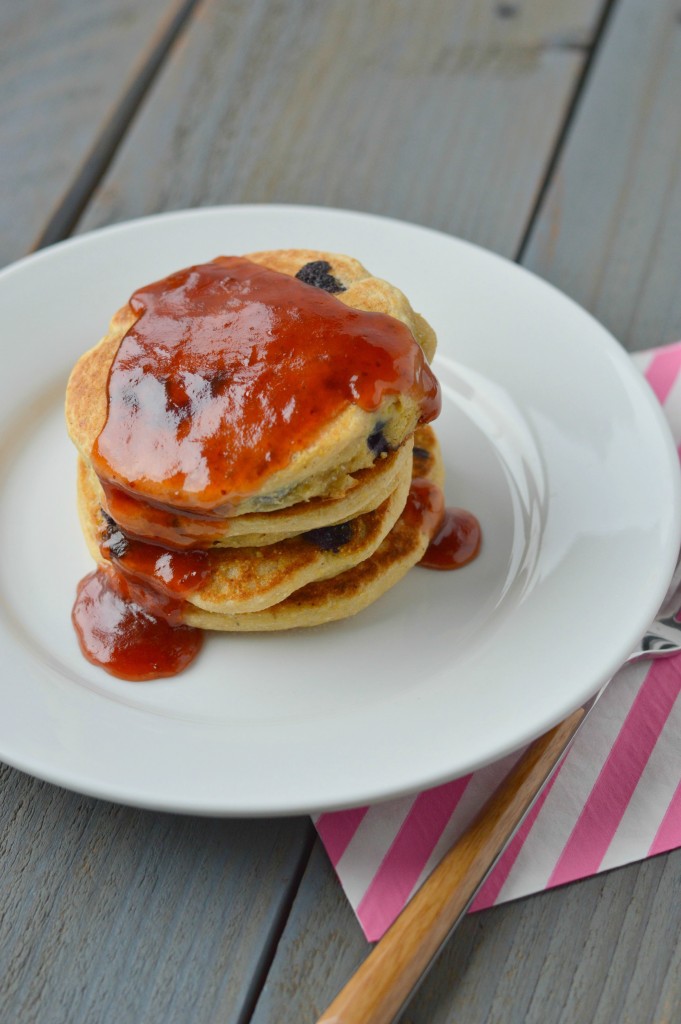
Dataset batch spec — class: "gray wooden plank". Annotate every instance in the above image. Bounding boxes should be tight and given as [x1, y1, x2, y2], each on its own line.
[0, 0, 186, 266]
[522, 0, 681, 352]
[79, 0, 605, 258]
[34, 0, 199, 251]
[248, 842, 368, 1023]
[0, 762, 313, 1024]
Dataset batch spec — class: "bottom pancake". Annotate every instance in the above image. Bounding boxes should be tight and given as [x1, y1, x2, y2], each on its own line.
[182, 425, 444, 631]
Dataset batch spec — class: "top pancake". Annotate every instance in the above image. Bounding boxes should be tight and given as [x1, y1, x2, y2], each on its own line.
[65, 250, 438, 516]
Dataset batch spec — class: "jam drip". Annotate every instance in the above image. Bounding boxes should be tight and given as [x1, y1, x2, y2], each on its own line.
[72, 569, 202, 681]
[101, 513, 215, 597]
[71, 510, 210, 681]
[404, 478, 446, 539]
[92, 257, 441, 511]
[404, 478, 482, 571]
[420, 507, 481, 570]
[101, 479, 227, 549]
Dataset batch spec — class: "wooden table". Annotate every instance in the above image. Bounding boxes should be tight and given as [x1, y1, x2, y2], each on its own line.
[2, 1, 680, 1020]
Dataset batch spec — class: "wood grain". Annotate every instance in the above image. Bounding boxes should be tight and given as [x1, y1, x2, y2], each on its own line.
[522, 0, 681, 351]
[79, 0, 604, 257]
[0, 763, 314, 1024]
[0, 0, 183, 267]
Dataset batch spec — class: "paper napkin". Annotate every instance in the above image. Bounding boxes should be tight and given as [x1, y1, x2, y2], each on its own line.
[314, 342, 681, 942]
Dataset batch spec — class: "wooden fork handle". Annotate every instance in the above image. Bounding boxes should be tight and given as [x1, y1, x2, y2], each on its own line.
[315, 707, 588, 1024]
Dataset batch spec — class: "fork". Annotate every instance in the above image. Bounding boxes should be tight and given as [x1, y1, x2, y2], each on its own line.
[316, 554, 681, 1024]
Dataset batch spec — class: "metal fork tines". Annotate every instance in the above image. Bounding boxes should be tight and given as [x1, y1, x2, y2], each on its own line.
[630, 611, 681, 662]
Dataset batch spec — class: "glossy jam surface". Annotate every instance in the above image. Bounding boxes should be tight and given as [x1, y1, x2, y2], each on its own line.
[404, 478, 481, 571]
[404, 477, 446, 539]
[101, 480, 226, 549]
[92, 257, 441, 510]
[101, 514, 215, 596]
[420, 507, 482, 570]
[72, 569, 203, 681]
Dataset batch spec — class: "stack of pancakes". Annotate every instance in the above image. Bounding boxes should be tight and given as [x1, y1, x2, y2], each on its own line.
[66, 249, 444, 632]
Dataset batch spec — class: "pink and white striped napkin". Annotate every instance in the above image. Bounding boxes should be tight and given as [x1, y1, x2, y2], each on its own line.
[314, 342, 681, 942]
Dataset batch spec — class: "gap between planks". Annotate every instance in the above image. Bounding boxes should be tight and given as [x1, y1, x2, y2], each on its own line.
[235, 822, 318, 1024]
[31, 0, 202, 253]
[515, 0, 620, 264]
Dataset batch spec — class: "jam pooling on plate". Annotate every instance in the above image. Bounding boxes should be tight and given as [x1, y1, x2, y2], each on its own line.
[71, 511, 212, 680]
[92, 257, 441, 511]
[420, 506, 482, 570]
[72, 568, 203, 681]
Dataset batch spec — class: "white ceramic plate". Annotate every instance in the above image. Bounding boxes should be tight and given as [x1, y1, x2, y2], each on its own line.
[0, 205, 679, 816]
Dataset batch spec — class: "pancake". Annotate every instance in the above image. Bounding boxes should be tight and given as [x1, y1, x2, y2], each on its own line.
[65, 251, 439, 516]
[246, 250, 436, 363]
[67, 250, 449, 681]
[181, 425, 444, 630]
[88, 438, 414, 549]
[78, 450, 413, 615]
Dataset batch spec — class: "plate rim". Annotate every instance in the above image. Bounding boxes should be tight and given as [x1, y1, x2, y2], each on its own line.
[0, 203, 679, 816]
